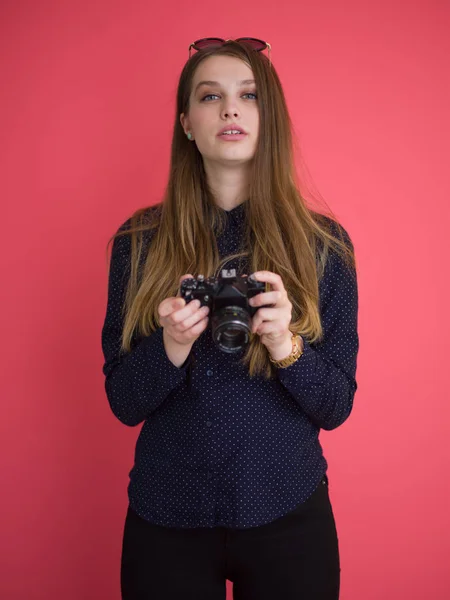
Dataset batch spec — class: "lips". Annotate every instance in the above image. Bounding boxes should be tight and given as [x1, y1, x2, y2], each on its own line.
[217, 124, 247, 136]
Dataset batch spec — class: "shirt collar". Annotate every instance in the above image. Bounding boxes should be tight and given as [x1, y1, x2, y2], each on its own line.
[220, 201, 247, 225]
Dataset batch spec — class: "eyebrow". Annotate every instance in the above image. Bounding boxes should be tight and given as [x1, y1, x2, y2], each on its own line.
[194, 79, 256, 93]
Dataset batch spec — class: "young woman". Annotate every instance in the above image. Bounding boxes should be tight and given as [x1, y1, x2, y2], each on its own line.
[101, 37, 359, 600]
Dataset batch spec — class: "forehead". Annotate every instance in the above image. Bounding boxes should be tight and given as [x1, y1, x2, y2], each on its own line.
[192, 55, 254, 88]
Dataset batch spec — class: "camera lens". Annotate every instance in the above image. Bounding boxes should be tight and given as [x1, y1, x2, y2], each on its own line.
[211, 306, 251, 353]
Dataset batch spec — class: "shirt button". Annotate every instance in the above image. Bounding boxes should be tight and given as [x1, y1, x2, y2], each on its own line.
[206, 420, 212, 427]
[207, 369, 213, 377]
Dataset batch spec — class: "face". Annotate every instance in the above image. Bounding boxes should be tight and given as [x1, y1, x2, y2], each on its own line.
[180, 55, 259, 166]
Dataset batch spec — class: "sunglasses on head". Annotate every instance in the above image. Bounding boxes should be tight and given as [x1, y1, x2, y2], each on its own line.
[188, 38, 272, 67]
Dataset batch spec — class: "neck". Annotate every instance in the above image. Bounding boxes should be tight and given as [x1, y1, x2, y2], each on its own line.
[203, 159, 251, 212]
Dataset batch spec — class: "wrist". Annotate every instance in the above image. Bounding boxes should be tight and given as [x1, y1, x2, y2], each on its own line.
[268, 333, 295, 361]
[163, 329, 193, 368]
[163, 328, 193, 348]
[269, 333, 304, 369]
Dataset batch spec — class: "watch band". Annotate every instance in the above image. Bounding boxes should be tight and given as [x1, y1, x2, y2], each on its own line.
[269, 334, 304, 368]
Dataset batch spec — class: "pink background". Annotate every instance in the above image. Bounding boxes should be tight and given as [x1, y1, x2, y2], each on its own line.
[1, 0, 449, 598]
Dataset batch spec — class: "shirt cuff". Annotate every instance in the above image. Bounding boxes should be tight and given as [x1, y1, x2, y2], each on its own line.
[138, 326, 192, 378]
[275, 335, 318, 387]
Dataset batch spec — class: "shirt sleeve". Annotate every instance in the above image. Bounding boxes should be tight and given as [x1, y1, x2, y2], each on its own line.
[101, 220, 191, 427]
[276, 226, 359, 430]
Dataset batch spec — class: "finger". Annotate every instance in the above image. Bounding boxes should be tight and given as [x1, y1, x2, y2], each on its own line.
[252, 271, 285, 292]
[176, 305, 210, 332]
[171, 310, 209, 342]
[185, 314, 210, 337]
[170, 299, 202, 325]
[159, 297, 185, 318]
[252, 308, 288, 333]
[255, 322, 285, 336]
[253, 307, 285, 323]
[159, 274, 195, 320]
[249, 290, 282, 307]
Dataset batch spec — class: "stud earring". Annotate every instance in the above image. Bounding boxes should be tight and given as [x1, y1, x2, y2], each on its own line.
[187, 132, 192, 140]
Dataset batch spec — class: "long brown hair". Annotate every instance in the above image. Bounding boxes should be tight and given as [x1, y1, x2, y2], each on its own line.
[106, 40, 356, 379]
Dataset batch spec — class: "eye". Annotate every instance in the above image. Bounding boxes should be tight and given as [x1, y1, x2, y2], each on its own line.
[201, 92, 258, 102]
[201, 94, 220, 102]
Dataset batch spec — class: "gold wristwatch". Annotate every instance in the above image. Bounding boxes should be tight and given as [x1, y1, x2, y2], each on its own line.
[269, 334, 304, 368]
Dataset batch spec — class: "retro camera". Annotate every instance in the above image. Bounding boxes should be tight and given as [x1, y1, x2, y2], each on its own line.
[179, 269, 269, 353]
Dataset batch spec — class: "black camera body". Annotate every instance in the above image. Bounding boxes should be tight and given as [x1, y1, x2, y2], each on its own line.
[179, 269, 268, 353]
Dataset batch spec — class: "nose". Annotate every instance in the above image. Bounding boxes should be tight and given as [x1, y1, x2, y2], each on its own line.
[221, 102, 239, 120]
[222, 109, 239, 118]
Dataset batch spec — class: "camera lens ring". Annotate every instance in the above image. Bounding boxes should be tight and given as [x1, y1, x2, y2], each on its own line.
[211, 306, 251, 353]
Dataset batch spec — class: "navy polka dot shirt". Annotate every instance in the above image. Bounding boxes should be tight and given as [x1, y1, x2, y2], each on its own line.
[101, 202, 359, 529]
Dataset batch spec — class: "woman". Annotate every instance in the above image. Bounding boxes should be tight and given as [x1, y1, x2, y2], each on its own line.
[101, 38, 359, 600]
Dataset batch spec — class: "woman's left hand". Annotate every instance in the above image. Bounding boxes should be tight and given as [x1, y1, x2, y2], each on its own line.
[249, 271, 301, 360]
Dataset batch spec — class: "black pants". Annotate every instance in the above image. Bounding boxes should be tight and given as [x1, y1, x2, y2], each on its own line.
[121, 475, 340, 599]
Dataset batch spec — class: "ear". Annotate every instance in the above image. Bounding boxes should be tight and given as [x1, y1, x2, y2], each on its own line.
[180, 113, 190, 135]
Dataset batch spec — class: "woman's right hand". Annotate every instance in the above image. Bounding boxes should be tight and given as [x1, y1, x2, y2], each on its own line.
[158, 274, 210, 347]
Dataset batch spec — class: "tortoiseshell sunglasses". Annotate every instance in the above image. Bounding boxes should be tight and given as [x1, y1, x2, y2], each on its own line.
[188, 37, 272, 67]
